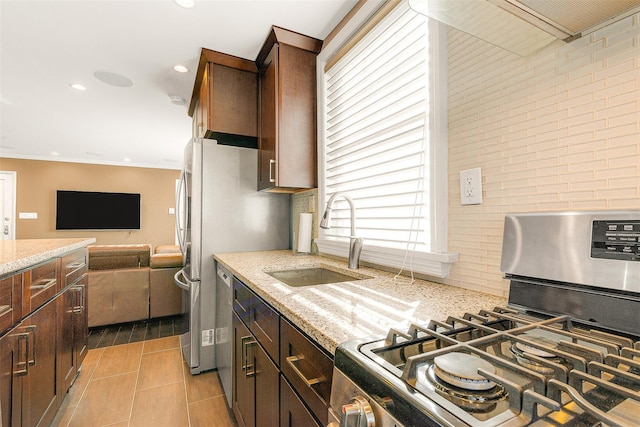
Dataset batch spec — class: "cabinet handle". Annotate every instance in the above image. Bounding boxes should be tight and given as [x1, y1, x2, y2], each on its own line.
[269, 159, 276, 183]
[31, 278, 56, 291]
[241, 335, 256, 378]
[14, 332, 30, 376]
[286, 355, 325, 387]
[66, 260, 86, 271]
[72, 284, 85, 314]
[26, 325, 37, 367]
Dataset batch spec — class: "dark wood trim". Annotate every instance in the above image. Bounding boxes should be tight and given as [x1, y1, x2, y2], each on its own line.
[322, 0, 369, 48]
[255, 26, 323, 68]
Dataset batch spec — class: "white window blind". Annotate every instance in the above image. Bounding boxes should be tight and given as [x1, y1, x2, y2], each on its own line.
[317, 0, 457, 278]
[324, 2, 430, 252]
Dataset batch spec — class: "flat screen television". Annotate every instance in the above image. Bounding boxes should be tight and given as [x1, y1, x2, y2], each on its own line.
[56, 190, 141, 230]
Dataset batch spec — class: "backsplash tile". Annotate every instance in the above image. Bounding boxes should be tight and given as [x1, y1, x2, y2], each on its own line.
[446, 13, 640, 297]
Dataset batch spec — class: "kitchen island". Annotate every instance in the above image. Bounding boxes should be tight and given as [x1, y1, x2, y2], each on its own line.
[215, 250, 507, 355]
[0, 238, 94, 427]
[0, 237, 95, 275]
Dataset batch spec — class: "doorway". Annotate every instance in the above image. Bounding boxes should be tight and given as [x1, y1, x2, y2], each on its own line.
[0, 171, 16, 240]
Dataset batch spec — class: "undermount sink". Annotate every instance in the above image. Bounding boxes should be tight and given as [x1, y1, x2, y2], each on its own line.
[266, 267, 367, 287]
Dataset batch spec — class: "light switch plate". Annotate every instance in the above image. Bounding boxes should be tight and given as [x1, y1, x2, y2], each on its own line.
[460, 168, 483, 205]
[19, 212, 38, 219]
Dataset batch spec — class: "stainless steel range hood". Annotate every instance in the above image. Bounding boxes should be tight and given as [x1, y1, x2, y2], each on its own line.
[409, 0, 640, 56]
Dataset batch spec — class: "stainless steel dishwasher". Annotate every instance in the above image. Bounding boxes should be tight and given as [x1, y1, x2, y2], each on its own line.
[215, 262, 233, 407]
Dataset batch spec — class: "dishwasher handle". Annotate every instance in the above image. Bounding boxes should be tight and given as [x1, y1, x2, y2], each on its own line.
[174, 269, 190, 291]
[217, 265, 232, 288]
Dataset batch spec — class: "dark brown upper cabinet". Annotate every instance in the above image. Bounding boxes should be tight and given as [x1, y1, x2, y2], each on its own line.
[256, 27, 322, 193]
[188, 49, 259, 149]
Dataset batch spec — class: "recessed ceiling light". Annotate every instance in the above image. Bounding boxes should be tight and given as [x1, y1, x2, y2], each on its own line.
[173, 0, 195, 8]
[123, 158, 131, 162]
[94, 71, 133, 88]
[69, 83, 86, 91]
[51, 151, 59, 156]
[173, 65, 189, 73]
[170, 96, 186, 105]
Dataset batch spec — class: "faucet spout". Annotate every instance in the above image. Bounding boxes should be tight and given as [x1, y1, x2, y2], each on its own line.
[320, 192, 363, 269]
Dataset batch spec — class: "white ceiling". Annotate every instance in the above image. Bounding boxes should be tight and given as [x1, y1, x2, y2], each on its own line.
[0, 0, 357, 170]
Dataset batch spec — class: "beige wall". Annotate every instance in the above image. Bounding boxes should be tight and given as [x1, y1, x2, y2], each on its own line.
[446, 16, 640, 296]
[0, 158, 180, 249]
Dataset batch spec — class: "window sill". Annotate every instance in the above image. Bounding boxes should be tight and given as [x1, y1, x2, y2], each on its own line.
[315, 239, 458, 278]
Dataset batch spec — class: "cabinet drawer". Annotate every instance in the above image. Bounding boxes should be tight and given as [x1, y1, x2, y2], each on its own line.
[232, 277, 252, 325]
[26, 259, 59, 313]
[250, 294, 279, 365]
[0, 273, 22, 333]
[280, 376, 321, 427]
[280, 318, 332, 426]
[61, 249, 88, 289]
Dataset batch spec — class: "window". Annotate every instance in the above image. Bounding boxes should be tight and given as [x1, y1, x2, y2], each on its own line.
[316, 0, 457, 278]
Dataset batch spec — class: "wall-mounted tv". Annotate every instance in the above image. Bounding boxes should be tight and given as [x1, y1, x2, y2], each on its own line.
[56, 190, 141, 230]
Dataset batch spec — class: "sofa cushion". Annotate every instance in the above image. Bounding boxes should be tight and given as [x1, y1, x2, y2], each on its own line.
[150, 253, 183, 269]
[154, 245, 181, 254]
[88, 244, 151, 269]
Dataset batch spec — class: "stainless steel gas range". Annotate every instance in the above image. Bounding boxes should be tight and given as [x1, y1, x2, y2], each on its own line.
[328, 211, 640, 427]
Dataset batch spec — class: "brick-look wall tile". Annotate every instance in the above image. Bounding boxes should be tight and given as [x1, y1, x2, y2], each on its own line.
[445, 15, 640, 297]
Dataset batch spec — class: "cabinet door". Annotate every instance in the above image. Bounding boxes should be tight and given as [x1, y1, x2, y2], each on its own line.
[0, 324, 23, 427]
[211, 63, 258, 139]
[276, 43, 317, 190]
[58, 286, 75, 394]
[254, 340, 279, 427]
[74, 275, 88, 369]
[258, 43, 278, 191]
[22, 298, 58, 427]
[233, 312, 255, 427]
[58, 275, 88, 395]
[280, 376, 320, 427]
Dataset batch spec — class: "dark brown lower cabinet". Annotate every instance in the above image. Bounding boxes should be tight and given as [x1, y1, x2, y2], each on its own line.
[233, 312, 254, 427]
[58, 274, 88, 394]
[0, 280, 88, 426]
[232, 312, 279, 427]
[19, 296, 59, 427]
[254, 336, 279, 427]
[0, 323, 20, 427]
[280, 376, 319, 427]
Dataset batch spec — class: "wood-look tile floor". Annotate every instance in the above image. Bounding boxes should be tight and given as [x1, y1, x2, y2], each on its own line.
[51, 335, 236, 427]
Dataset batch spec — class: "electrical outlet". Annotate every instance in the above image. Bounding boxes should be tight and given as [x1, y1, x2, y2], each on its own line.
[460, 168, 483, 205]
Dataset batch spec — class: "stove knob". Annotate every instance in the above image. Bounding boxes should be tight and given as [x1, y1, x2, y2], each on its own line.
[339, 396, 375, 427]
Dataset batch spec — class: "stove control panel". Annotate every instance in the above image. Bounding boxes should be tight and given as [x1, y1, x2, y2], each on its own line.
[591, 220, 640, 261]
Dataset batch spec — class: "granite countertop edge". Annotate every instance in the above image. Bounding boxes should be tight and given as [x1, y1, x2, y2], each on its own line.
[215, 250, 507, 356]
[0, 238, 97, 276]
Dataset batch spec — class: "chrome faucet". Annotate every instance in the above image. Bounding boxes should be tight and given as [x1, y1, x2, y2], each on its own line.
[319, 192, 363, 269]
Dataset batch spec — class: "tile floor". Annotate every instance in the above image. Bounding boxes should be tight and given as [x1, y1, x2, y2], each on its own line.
[51, 335, 236, 427]
[87, 315, 184, 349]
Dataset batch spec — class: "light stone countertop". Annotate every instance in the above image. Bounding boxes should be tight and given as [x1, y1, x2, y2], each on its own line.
[0, 238, 96, 275]
[214, 250, 507, 355]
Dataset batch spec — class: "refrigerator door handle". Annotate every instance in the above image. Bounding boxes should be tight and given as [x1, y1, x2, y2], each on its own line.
[175, 168, 187, 255]
[174, 269, 190, 291]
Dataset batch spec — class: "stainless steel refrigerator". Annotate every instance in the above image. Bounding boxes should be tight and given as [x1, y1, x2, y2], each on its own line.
[174, 138, 290, 380]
